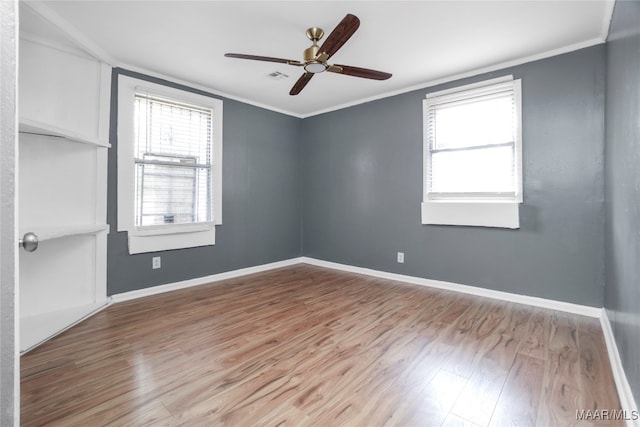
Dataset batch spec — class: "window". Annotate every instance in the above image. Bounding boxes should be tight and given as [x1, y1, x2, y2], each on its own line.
[134, 94, 213, 227]
[422, 76, 522, 228]
[118, 76, 222, 254]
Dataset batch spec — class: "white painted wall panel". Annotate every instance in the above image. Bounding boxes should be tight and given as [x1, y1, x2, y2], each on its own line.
[19, 39, 104, 143]
[19, 235, 96, 317]
[19, 134, 97, 228]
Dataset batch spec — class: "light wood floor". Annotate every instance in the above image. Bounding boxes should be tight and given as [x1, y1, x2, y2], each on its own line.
[21, 265, 622, 426]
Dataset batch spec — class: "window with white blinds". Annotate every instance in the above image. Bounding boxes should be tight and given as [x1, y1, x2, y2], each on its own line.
[133, 94, 213, 227]
[424, 78, 522, 201]
[117, 75, 222, 254]
[421, 77, 522, 229]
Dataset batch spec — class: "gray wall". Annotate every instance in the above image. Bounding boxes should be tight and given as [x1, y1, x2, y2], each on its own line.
[302, 46, 606, 307]
[110, 47, 609, 308]
[107, 69, 302, 295]
[604, 0, 640, 406]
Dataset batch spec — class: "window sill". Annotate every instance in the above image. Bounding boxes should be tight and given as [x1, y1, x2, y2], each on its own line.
[421, 200, 520, 229]
[128, 227, 216, 254]
[130, 222, 215, 237]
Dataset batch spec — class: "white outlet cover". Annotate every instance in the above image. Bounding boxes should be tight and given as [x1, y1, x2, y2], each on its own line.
[397, 252, 404, 263]
[152, 256, 161, 269]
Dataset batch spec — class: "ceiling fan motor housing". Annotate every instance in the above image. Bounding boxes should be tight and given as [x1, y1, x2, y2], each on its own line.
[303, 27, 328, 73]
[303, 44, 320, 62]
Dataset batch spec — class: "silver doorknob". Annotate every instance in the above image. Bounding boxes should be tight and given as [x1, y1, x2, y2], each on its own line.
[19, 232, 38, 252]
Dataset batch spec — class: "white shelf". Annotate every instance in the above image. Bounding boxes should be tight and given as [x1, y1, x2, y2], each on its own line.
[20, 301, 108, 354]
[19, 224, 109, 242]
[19, 118, 110, 148]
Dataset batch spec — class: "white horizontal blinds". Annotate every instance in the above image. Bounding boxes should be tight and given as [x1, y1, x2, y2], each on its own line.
[426, 83, 517, 199]
[133, 93, 213, 227]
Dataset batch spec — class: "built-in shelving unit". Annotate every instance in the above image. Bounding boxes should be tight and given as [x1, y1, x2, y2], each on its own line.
[18, 32, 111, 353]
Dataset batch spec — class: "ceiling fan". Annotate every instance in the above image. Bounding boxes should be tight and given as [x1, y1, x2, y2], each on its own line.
[225, 14, 392, 95]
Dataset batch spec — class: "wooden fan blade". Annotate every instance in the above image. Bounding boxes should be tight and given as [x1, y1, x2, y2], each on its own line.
[290, 72, 314, 95]
[330, 64, 392, 80]
[318, 14, 360, 60]
[225, 53, 298, 64]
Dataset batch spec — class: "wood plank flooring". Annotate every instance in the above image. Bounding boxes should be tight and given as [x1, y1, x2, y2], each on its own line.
[21, 265, 623, 426]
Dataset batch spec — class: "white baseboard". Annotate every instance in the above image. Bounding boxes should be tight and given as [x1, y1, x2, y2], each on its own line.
[111, 255, 601, 317]
[600, 309, 640, 427]
[300, 257, 602, 318]
[109, 257, 304, 303]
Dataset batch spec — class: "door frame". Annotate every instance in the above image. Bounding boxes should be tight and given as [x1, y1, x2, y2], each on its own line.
[0, 0, 19, 425]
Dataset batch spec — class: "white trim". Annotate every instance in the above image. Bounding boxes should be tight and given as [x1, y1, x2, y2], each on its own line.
[426, 75, 514, 99]
[300, 257, 602, 318]
[513, 79, 523, 201]
[421, 201, 520, 229]
[116, 76, 135, 232]
[127, 229, 215, 255]
[422, 77, 522, 228]
[301, 38, 604, 118]
[117, 75, 223, 254]
[600, 309, 640, 427]
[109, 257, 304, 303]
[110, 255, 602, 318]
[130, 222, 215, 237]
[119, 64, 304, 119]
[97, 62, 111, 146]
[601, 0, 616, 42]
[22, 0, 606, 119]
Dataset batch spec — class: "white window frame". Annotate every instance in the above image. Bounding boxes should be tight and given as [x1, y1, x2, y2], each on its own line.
[117, 75, 222, 254]
[421, 76, 522, 229]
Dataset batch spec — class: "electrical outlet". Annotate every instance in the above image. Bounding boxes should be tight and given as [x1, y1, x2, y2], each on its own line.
[152, 256, 161, 269]
[397, 252, 404, 263]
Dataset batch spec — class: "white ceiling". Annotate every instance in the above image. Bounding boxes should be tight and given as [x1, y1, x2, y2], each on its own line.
[22, 1, 613, 117]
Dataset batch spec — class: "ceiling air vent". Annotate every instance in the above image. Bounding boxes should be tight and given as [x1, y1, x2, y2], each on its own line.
[267, 71, 289, 80]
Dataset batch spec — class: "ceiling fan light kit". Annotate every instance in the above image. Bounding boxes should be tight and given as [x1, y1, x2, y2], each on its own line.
[225, 14, 392, 95]
[304, 62, 327, 73]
